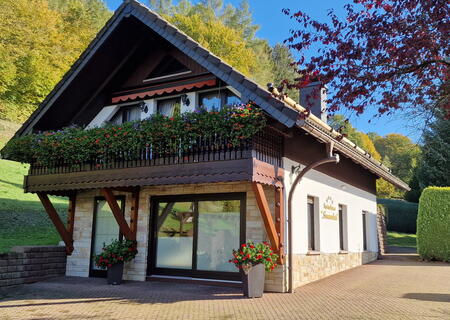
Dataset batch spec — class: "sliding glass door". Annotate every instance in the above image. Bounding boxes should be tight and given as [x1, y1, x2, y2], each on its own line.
[149, 193, 245, 280]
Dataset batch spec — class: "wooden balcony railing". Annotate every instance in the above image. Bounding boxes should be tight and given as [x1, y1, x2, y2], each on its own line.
[28, 128, 283, 176]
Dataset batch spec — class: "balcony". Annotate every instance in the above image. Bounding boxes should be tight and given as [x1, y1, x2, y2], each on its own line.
[24, 128, 284, 193]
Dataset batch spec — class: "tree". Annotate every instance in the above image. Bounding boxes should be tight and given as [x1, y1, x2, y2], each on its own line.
[167, 13, 257, 76]
[0, 0, 110, 123]
[416, 111, 450, 188]
[283, 0, 450, 118]
[271, 44, 299, 101]
[373, 134, 421, 183]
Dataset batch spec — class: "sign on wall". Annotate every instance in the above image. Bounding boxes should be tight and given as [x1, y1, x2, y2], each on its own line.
[321, 196, 338, 220]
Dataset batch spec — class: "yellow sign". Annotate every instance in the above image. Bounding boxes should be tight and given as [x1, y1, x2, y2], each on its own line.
[321, 196, 338, 220]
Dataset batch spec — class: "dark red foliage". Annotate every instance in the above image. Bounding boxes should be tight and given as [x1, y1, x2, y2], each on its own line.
[283, 0, 450, 118]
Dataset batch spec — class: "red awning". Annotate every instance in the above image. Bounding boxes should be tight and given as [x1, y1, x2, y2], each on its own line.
[111, 78, 217, 103]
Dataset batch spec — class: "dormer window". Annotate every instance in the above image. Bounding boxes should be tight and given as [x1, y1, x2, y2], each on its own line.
[198, 90, 241, 111]
[144, 56, 191, 83]
[110, 104, 141, 124]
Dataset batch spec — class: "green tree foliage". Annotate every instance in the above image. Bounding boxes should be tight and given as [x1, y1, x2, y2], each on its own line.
[0, 0, 110, 122]
[329, 115, 421, 198]
[417, 112, 450, 188]
[417, 187, 450, 262]
[373, 134, 421, 184]
[148, 0, 297, 91]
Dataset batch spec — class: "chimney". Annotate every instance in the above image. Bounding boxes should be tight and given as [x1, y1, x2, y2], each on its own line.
[299, 82, 328, 123]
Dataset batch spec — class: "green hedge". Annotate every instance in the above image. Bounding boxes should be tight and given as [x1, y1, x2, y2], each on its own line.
[377, 198, 418, 234]
[417, 187, 450, 262]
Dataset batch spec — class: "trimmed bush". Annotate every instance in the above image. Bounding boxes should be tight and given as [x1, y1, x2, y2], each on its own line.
[377, 198, 418, 233]
[417, 187, 450, 262]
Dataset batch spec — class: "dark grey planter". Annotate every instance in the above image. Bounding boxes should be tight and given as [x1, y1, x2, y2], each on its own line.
[241, 263, 265, 298]
[107, 262, 124, 285]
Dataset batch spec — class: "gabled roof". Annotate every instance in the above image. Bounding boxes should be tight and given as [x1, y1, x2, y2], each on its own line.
[11, 0, 409, 191]
[14, 0, 297, 138]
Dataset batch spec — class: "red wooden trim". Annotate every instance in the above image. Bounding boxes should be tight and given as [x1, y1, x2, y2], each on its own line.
[101, 188, 135, 240]
[111, 78, 217, 103]
[275, 186, 285, 264]
[252, 182, 280, 251]
[37, 193, 73, 255]
[67, 193, 76, 240]
[130, 187, 140, 239]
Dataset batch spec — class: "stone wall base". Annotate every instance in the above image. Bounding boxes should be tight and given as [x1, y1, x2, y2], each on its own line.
[292, 251, 378, 289]
[0, 246, 66, 288]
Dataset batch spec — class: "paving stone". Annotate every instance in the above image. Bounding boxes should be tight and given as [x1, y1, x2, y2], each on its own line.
[0, 259, 449, 320]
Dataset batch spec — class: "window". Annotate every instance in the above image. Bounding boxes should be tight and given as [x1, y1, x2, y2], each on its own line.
[150, 193, 245, 280]
[110, 105, 141, 124]
[157, 97, 181, 117]
[338, 205, 347, 251]
[307, 196, 317, 251]
[362, 211, 368, 251]
[198, 90, 241, 111]
[90, 197, 124, 277]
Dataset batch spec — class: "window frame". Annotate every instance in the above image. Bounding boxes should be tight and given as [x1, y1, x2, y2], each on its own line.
[148, 192, 246, 281]
[197, 89, 241, 111]
[307, 196, 319, 252]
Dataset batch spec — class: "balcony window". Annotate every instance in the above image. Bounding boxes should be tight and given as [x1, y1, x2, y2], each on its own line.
[157, 97, 181, 117]
[198, 90, 241, 111]
[110, 104, 141, 124]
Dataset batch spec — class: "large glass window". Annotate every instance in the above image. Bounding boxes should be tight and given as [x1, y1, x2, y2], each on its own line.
[338, 204, 347, 251]
[150, 194, 244, 279]
[362, 211, 368, 251]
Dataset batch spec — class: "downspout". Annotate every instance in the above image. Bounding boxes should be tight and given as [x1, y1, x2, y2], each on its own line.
[287, 143, 339, 293]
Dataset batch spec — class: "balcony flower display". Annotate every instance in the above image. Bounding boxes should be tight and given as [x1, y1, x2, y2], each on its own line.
[2, 104, 266, 167]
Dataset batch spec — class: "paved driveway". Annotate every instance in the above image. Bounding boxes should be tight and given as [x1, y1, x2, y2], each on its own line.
[0, 258, 449, 320]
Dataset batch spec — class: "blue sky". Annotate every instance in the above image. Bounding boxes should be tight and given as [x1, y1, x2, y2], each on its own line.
[105, 0, 420, 142]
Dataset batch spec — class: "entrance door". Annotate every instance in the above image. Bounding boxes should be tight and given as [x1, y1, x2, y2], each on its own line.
[149, 193, 245, 280]
[89, 197, 125, 277]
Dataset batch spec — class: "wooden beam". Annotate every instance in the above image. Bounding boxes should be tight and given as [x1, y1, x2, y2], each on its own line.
[130, 187, 140, 238]
[37, 193, 73, 254]
[252, 182, 280, 251]
[101, 188, 135, 241]
[67, 193, 76, 240]
[275, 187, 285, 264]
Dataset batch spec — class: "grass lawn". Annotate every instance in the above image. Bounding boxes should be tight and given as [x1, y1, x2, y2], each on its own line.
[0, 121, 68, 253]
[387, 231, 417, 248]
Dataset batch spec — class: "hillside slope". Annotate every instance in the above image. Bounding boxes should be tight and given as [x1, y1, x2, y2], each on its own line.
[0, 120, 68, 252]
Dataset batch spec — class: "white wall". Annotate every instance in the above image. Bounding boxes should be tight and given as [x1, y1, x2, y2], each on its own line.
[283, 157, 378, 255]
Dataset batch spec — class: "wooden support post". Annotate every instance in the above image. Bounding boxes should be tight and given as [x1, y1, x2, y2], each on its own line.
[101, 188, 135, 241]
[67, 193, 76, 241]
[130, 187, 140, 239]
[37, 193, 73, 254]
[275, 186, 285, 264]
[252, 182, 280, 251]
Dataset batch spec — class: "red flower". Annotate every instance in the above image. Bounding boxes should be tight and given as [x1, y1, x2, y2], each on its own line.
[250, 245, 255, 249]
[233, 259, 238, 264]
[266, 258, 272, 262]
[241, 244, 246, 248]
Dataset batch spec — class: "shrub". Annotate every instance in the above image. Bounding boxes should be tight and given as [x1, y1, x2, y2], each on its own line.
[417, 187, 450, 262]
[1, 104, 266, 166]
[377, 198, 418, 233]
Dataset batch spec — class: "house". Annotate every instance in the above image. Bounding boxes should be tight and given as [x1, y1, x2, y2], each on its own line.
[3, 0, 409, 293]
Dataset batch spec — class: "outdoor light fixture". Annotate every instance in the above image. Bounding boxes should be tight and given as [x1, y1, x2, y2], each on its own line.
[138, 102, 148, 113]
[181, 94, 190, 106]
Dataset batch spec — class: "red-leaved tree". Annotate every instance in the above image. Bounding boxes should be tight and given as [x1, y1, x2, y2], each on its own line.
[283, 0, 449, 119]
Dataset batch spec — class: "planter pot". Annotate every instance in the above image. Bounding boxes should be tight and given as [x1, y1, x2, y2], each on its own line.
[241, 263, 265, 298]
[107, 262, 124, 285]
